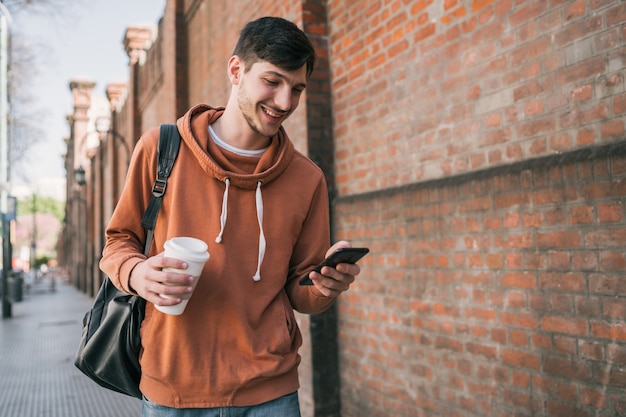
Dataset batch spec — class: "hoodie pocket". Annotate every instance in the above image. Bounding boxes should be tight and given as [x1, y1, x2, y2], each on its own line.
[268, 294, 296, 356]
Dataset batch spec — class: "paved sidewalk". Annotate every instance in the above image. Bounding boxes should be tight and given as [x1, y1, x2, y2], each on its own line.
[0, 276, 141, 417]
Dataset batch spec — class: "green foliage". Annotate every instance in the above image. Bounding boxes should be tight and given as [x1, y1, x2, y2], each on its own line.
[34, 255, 52, 268]
[17, 194, 65, 223]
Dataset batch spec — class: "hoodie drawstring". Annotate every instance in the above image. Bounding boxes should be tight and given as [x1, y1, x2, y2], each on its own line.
[253, 181, 266, 281]
[215, 178, 230, 244]
[214, 178, 266, 281]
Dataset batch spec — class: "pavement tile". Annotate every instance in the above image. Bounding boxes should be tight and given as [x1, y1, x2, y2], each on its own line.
[0, 276, 141, 417]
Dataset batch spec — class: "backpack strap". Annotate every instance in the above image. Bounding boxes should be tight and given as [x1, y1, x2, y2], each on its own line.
[140, 124, 182, 256]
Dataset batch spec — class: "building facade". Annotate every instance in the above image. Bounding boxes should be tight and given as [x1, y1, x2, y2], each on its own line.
[61, 1, 626, 416]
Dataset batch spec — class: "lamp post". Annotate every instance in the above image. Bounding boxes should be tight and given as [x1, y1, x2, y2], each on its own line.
[74, 166, 86, 292]
[95, 117, 130, 157]
[0, 2, 12, 319]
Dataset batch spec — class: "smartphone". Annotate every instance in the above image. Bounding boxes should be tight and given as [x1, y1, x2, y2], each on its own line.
[299, 247, 369, 286]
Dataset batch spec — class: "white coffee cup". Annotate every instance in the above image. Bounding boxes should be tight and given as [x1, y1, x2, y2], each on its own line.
[155, 237, 210, 315]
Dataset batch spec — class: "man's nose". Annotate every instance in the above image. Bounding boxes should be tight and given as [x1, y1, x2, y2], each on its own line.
[274, 87, 292, 112]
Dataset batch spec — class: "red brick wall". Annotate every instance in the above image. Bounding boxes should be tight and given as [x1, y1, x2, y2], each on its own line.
[327, 1, 626, 416]
[328, 0, 626, 195]
[335, 146, 626, 416]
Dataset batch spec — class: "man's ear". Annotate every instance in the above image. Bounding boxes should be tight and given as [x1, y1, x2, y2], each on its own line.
[227, 55, 244, 85]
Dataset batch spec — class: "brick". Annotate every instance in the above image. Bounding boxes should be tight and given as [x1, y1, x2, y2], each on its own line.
[499, 271, 536, 289]
[601, 119, 625, 139]
[599, 250, 626, 270]
[572, 251, 598, 270]
[556, 381, 578, 404]
[537, 231, 582, 249]
[579, 339, 605, 361]
[603, 298, 626, 319]
[575, 128, 596, 145]
[570, 205, 594, 224]
[509, 329, 528, 346]
[581, 386, 606, 408]
[501, 311, 538, 329]
[506, 291, 526, 308]
[541, 315, 588, 336]
[435, 335, 463, 352]
[465, 306, 497, 322]
[598, 202, 623, 223]
[554, 336, 577, 355]
[551, 293, 575, 314]
[589, 273, 626, 296]
[471, 0, 496, 13]
[539, 272, 585, 292]
[546, 401, 592, 417]
[607, 344, 626, 364]
[546, 251, 571, 270]
[501, 349, 540, 370]
[544, 355, 592, 380]
[585, 229, 626, 247]
[590, 321, 626, 341]
[576, 295, 601, 316]
[466, 342, 498, 359]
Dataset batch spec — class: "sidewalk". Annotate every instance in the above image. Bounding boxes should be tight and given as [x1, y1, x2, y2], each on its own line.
[0, 276, 141, 417]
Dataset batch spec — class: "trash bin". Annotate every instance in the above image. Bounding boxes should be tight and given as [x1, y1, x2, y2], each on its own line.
[9, 270, 23, 302]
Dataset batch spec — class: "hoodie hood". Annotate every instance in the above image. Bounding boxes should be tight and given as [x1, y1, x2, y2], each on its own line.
[176, 103, 295, 189]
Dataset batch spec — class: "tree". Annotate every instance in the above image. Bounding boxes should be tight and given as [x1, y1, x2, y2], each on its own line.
[17, 194, 64, 223]
[2, 0, 84, 180]
[1, 0, 71, 16]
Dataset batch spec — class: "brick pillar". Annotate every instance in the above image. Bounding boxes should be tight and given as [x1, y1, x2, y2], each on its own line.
[302, 2, 341, 417]
[105, 82, 128, 207]
[68, 78, 95, 171]
[175, 0, 189, 116]
[124, 25, 155, 147]
[68, 78, 95, 293]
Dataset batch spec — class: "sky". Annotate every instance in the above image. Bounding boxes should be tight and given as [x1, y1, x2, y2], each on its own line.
[12, 0, 166, 183]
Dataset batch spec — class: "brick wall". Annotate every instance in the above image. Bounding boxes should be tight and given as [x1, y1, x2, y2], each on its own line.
[335, 144, 626, 416]
[327, 1, 626, 416]
[328, 0, 625, 195]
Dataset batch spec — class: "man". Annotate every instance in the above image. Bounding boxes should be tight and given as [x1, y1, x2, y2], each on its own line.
[100, 16, 362, 416]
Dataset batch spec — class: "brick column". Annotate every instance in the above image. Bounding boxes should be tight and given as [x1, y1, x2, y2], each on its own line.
[302, 2, 341, 417]
[123, 25, 155, 147]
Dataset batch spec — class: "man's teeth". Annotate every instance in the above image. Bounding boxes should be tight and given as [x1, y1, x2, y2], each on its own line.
[264, 107, 280, 118]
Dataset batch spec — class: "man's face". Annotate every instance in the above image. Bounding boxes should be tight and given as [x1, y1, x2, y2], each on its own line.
[235, 60, 307, 139]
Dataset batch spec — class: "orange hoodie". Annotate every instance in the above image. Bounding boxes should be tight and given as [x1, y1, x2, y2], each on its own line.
[100, 104, 335, 407]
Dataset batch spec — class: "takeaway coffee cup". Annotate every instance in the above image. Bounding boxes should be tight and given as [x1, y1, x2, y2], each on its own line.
[155, 237, 210, 315]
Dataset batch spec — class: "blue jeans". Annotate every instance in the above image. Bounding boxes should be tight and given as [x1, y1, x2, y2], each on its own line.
[142, 392, 301, 417]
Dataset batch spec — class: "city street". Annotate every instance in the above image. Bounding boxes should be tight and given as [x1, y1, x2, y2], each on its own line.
[0, 275, 141, 416]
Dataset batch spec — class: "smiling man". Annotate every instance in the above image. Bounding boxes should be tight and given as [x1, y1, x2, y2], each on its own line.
[100, 16, 362, 417]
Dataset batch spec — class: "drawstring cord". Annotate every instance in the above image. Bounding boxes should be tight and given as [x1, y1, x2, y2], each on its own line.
[252, 181, 265, 281]
[215, 178, 230, 244]
[214, 178, 266, 281]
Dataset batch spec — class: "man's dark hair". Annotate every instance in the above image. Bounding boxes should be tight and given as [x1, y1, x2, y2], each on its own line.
[233, 16, 316, 76]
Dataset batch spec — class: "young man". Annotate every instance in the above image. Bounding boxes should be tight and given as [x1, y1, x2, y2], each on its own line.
[100, 16, 361, 416]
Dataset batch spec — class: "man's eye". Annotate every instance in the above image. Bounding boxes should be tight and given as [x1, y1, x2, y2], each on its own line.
[265, 79, 279, 86]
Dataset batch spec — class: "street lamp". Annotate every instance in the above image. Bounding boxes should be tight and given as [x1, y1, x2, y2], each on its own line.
[94, 117, 130, 156]
[74, 165, 86, 186]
